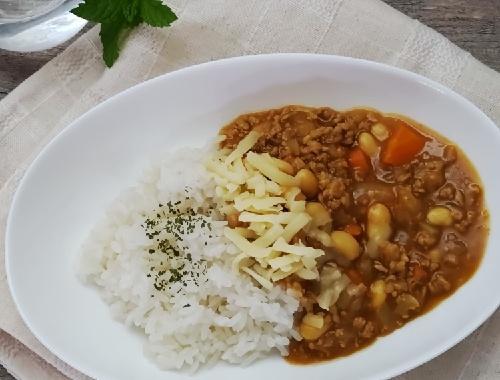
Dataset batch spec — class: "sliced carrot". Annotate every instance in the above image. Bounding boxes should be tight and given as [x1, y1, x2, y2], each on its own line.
[346, 268, 364, 285]
[380, 121, 427, 166]
[348, 147, 371, 173]
[344, 223, 362, 236]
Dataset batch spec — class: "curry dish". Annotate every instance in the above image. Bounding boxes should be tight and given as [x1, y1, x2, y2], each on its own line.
[220, 105, 488, 363]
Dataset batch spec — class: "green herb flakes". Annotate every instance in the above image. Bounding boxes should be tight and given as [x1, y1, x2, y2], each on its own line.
[142, 193, 212, 294]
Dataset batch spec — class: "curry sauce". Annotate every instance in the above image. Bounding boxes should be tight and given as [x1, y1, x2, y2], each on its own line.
[221, 105, 488, 364]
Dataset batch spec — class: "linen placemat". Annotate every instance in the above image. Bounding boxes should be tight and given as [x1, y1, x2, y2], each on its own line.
[1, 0, 499, 379]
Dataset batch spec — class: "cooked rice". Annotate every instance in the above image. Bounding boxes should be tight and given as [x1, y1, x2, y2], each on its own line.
[79, 146, 300, 371]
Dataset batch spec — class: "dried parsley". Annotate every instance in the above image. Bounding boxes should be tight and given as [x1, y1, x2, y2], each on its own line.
[142, 190, 213, 294]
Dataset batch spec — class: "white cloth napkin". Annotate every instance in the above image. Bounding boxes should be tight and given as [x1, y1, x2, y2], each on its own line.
[1, 0, 499, 379]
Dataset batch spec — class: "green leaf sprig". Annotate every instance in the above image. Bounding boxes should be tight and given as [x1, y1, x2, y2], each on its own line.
[71, 0, 177, 67]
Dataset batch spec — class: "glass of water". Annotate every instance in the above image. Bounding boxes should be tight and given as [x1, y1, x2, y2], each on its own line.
[0, 0, 66, 24]
[0, 0, 87, 51]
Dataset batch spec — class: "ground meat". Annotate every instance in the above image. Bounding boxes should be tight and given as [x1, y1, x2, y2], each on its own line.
[408, 251, 430, 267]
[412, 158, 446, 196]
[379, 241, 401, 263]
[415, 229, 439, 249]
[443, 145, 457, 164]
[311, 331, 336, 350]
[292, 157, 306, 170]
[319, 176, 345, 197]
[389, 258, 408, 275]
[329, 145, 348, 159]
[410, 286, 428, 308]
[352, 317, 367, 330]
[395, 294, 420, 318]
[443, 234, 467, 256]
[393, 165, 412, 183]
[359, 321, 376, 339]
[450, 192, 464, 210]
[428, 272, 452, 295]
[334, 329, 351, 348]
[449, 205, 465, 221]
[222, 106, 361, 214]
[454, 211, 476, 232]
[443, 253, 459, 266]
[327, 158, 350, 177]
[466, 183, 482, 206]
[386, 278, 409, 297]
[373, 261, 389, 273]
[317, 107, 337, 123]
[319, 175, 351, 212]
[301, 139, 323, 155]
[393, 185, 423, 227]
[437, 183, 456, 200]
[220, 119, 253, 148]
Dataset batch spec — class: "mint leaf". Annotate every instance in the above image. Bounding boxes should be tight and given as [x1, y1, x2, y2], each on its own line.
[71, 0, 123, 23]
[71, 0, 177, 68]
[122, 0, 140, 23]
[100, 21, 126, 67]
[140, 0, 177, 27]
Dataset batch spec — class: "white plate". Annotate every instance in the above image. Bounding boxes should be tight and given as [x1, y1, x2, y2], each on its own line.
[6, 54, 500, 380]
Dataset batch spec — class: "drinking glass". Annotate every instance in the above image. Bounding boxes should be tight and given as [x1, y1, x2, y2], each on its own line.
[0, 0, 66, 24]
[0, 0, 87, 52]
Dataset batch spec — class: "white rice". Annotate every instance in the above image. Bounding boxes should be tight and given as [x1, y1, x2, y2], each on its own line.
[79, 146, 300, 371]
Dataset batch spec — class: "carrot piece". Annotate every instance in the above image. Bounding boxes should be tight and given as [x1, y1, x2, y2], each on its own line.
[346, 268, 364, 285]
[380, 121, 427, 166]
[344, 223, 362, 236]
[411, 265, 427, 283]
[348, 147, 371, 173]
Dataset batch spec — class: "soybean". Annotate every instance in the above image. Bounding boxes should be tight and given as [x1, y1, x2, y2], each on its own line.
[330, 231, 360, 260]
[366, 203, 392, 258]
[295, 168, 319, 199]
[427, 206, 453, 227]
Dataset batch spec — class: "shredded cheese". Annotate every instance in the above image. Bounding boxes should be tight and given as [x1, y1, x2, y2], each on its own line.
[253, 224, 285, 248]
[246, 152, 298, 187]
[242, 267, 273, 290]
[206, 131, 327, 288]
[281, 213, 311, 242]
[224, 131, 262, 165]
